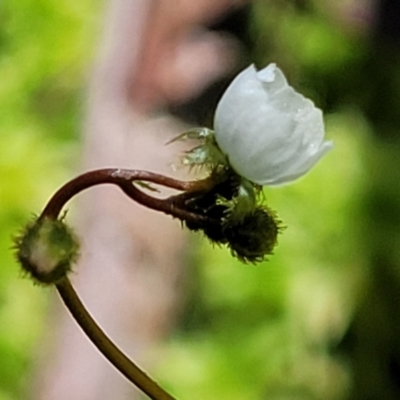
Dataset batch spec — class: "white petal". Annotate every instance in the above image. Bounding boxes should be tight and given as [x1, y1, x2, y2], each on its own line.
[257, 64, 288, 95]
[261, 141, 333, 185]
[214, 63, 332, 185]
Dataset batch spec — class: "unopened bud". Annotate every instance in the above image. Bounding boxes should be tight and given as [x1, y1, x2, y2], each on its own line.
[223, 206, 282, 263]
[14, 216, 79, 285]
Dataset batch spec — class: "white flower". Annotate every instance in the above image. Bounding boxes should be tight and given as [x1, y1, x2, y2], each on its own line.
[213, 64, 333, 185]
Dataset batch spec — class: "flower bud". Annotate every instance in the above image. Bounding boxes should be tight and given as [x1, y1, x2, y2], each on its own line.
[223, 206, 282, 263]
[14, 217, 79, 285]
[214, 64, 333, 185]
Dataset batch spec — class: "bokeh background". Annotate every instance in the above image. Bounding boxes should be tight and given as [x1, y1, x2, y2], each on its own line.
[2, 0, 400, 399]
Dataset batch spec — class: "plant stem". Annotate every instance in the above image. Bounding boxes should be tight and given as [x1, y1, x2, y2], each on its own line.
[37, 168, 219, 399]
[40, 168, 214, 226]
[56, 277, 177, 400]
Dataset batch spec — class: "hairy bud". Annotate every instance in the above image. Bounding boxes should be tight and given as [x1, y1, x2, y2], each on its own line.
[14, 216, 79, 285]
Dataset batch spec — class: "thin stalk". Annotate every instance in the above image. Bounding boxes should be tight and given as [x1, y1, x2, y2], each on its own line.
[40, 168, 214, 227]
[56, 278, 176, 400]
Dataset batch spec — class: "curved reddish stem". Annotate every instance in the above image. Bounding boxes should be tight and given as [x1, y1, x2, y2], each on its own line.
[40, 168, 214, 226]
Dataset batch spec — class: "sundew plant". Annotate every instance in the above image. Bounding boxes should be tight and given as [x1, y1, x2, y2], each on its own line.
[14, 63, 331, 400]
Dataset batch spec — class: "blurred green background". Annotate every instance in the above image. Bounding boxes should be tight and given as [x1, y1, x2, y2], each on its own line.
[2, 0, 400, 399]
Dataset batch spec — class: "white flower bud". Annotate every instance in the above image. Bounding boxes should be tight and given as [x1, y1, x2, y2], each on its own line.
[214, 64, 333, 185]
